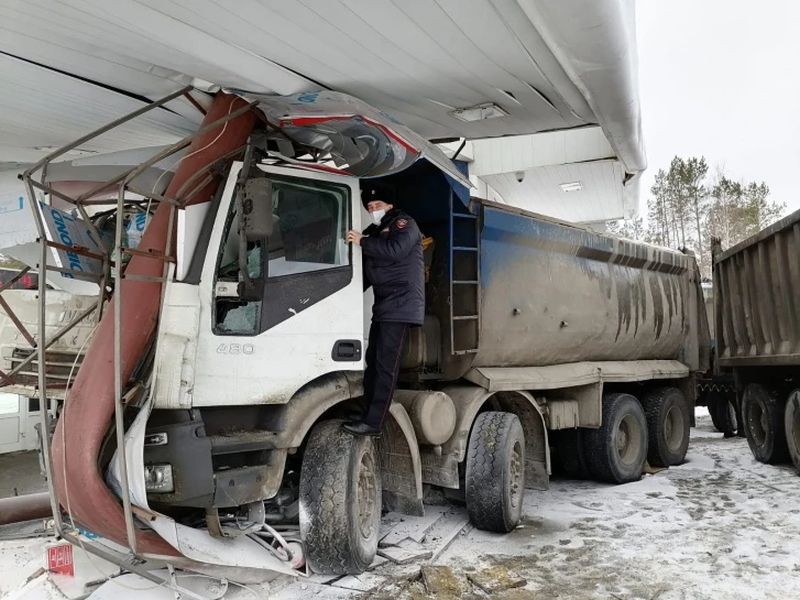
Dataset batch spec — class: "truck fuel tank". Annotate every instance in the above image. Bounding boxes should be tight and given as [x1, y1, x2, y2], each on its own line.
[394, 390, 456, 446]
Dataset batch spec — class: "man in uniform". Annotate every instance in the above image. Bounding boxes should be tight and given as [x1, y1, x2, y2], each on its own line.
[344, 183, 425, 436]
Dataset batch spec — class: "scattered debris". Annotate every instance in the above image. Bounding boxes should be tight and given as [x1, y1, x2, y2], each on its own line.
[421, 565, 465, 598]
[427, 516, 471, 562]
[467, 565, 527, 594]
[380, 508, 448, 547]
[332, 571, 387, 593]
[378, 539, 432, 565]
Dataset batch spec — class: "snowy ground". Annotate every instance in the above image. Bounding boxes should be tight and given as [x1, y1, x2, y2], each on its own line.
[4, 409, 800, 599]
[429, 411, 800, 600]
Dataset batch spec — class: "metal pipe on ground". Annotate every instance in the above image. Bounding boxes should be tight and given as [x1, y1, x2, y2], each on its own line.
[0, 492, 52, 526]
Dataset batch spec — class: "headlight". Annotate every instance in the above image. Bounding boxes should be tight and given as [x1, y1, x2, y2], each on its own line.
[144, 464, 174, 493]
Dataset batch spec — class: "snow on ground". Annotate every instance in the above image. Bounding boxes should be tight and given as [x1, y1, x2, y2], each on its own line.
[426, 409, 800, 599]
[4, 409, 800, 599]
[270, 408, 800, 599]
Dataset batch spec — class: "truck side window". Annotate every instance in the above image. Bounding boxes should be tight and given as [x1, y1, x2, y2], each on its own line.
[213, 174, 352, 335]
[268, 178, 349, 276]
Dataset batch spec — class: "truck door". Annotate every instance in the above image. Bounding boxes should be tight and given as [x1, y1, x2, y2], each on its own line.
[191, 163, 364, 406]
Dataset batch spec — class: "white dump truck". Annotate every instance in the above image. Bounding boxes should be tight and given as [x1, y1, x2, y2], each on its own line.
[3, 88, 710, 579]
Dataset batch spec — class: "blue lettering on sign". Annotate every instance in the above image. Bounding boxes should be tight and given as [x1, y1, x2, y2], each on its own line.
[49, 208, 82, 278]
[296, 92, 319, 104]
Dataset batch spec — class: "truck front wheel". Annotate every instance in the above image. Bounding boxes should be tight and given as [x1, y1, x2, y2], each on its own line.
[299, 420, 382, 575]
[643, 387, 690, 467]
[465, 411, 526, 533]
[584, 393, 647, 483]
[784, 389, 800, 473]
[742, 383, 788, 464]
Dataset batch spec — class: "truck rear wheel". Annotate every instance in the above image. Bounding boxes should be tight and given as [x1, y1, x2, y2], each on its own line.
[465, 411, 525, 533]
[584, 393, 647, 483]
[643, 387, 690, 467]
[742, 383, 789, 464]
[299, 420, 382, 575]
[784, 389, 800, 473]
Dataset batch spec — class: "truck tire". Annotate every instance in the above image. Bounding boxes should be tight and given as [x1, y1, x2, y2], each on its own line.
[784, 389, 800, 474]
[741, 383, 789, 464]
[584, 393, 647, 483]
[465, 411, 525, 533]
[556, 428, 591, 478]
[708, 390, 738, 436]
[299, 420, 382, 575]
[642, 387, 690, 467]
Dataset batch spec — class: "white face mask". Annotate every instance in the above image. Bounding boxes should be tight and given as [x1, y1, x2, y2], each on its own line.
[370, 209, 386, 225]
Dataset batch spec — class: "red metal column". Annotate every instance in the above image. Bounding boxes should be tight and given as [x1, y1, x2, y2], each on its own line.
[50, 93, 256, 555]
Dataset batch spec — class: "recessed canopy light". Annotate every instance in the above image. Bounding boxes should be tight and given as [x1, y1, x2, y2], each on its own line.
[560, 181, 583, 192]
[450, 102, 508, 122]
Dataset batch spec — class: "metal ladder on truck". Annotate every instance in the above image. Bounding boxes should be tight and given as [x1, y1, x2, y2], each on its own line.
[449, 193, 480, 355]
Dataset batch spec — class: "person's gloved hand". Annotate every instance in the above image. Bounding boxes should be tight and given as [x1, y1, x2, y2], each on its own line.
[346, 230, 364, 245]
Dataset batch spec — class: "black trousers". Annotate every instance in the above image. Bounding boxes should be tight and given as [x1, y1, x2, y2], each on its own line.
[362, 321, 409, 430]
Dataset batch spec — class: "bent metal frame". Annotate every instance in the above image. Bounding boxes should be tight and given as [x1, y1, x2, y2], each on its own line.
[12, 86, 257, 590]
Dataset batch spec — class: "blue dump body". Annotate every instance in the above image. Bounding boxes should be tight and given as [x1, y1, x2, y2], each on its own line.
[387, 163, 708, 379]
[464, 202, 706, 371]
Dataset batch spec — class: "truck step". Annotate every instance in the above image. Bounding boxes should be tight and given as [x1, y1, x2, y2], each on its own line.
[208, 431, 278, 454]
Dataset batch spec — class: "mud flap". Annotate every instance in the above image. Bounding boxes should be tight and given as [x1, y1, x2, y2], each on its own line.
[380, 404, 425, 516]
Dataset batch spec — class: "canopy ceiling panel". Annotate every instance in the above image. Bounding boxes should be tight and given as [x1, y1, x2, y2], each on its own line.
[0, 0, 644, 175]
[1, 0, 591, 139]
[481, 160, 627, 223]
[0, 54, 197, 163]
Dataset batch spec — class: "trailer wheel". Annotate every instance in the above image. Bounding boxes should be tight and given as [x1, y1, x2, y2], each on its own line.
[584, 393, 647, 483]
[708, 390, 738, 436]
[299, 420, 382, 575]
[785, 390, 800, 474]
[642, 387, 690, 467]
[465, 411, 525, 533]
[742, 383, 789, 464]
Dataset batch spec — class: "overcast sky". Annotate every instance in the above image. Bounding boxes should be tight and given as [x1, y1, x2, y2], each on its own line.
[636, 0, 800, 214]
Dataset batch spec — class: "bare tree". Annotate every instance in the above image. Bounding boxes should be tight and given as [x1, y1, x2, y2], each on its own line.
[640, 157, 784, 278]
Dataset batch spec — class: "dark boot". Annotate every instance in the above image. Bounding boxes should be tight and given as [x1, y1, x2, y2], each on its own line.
[342, 421, 381, 437]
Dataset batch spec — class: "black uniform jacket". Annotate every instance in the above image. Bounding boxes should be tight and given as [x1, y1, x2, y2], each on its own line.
[361, 208, 425, 326]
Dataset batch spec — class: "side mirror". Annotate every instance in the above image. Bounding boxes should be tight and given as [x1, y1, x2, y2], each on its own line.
[237, 178, 272, 296]
[240, 178, 273, 239]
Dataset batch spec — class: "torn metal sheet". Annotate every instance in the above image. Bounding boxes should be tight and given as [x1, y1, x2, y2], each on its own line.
[231, 90, 472, 189]
[106, 396, 298, 578]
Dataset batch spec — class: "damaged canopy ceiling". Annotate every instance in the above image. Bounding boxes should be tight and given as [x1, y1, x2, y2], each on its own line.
[0, 0, 644, 177]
